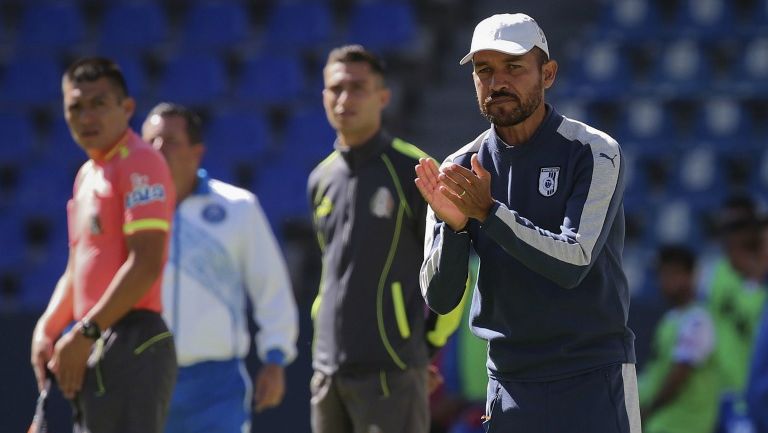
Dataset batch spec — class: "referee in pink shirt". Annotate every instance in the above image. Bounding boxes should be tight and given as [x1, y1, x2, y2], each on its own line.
[30, 57, 177, 433]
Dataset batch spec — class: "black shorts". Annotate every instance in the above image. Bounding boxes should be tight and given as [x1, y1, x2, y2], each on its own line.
[74, 310, 177, 433]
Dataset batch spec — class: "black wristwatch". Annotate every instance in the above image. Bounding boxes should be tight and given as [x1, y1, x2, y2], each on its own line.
[78, 319, 101, 340]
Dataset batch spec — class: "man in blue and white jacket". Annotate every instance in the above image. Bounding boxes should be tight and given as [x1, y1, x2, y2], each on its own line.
[142, 103, 298, 433]
[415, 13, 639, 433]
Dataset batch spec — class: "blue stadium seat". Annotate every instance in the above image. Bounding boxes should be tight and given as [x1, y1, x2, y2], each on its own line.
[0, 9, 6, 45]
[622, 150, 650, 201]
[204, 111, 270, 160]
[263, 2, 333, 53]
[253, 155, 311, 233]
[649, 39, 711, 97]
[99, 2, 168, 52]
[18, 3, 84, 51]
[0, 216, 25, 269]
[16, 160, 73, 217]
[282, 108, 336, 169]
[568, 41, 631, 100]
[234, 55, 305, 108]
[666, 147, 727, 210]
[347, 2, 416, 52]
[733, 37, 768, 96]
[591, 0, 662, 42]
[156, 54, 227, 106]
[622, 245, 653, 297]
[748, 0, 768, 35]
[48, 117, 88, 169]
[694, 98, 754, 151]
[18, 223, 68, 310]
[0, 113, 36, 163]
[106, 53, 148, 98]
[673, 0, 735, 40]
[181, 2, 249, 51]
[0, 57, 61, 107]
[552, 100, 591, 125]
[652, 200, 705, 248]
[617, 98, 675, 156]
[19, 264, 60, 311]
[751, 148, 768, 192]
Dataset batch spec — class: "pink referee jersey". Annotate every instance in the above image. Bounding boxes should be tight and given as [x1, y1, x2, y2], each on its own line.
[67, 129, 175, 320]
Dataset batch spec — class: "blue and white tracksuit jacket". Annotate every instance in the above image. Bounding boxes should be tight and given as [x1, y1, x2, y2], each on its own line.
[421, 105, 636, 382]
[162, 170, 298, 368]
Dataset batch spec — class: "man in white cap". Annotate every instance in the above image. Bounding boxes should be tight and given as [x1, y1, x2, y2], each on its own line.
[415, 13, 642, 432]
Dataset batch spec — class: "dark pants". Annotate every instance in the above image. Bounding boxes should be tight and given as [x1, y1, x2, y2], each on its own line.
[310, 367, 430, 433]
[482, 363, 641, 433]
[74, 310, 177, 433]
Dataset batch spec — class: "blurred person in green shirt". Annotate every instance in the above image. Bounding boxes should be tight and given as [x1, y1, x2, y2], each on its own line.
[640, 245, 719, 433]
[706, 197, 767, 396]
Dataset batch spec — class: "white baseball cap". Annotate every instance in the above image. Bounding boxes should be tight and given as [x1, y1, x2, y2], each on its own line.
[460, 13, 549, 65]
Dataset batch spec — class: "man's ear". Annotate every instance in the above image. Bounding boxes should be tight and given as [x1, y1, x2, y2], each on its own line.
[379, 87, 391, 109]
[194, 144, 206, 162]
[122, 96, 136, 118]
[542, 60, 558, 90]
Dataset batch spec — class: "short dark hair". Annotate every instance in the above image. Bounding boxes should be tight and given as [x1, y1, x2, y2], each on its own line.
[146, 102, 204, 145]
[63, 57, 129, 98]
[325, 45, 386, 79]
[656, 244, 696, 273]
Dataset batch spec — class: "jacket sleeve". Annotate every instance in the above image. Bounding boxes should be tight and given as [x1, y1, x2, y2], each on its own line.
[420, 206, 471, 315]
[242, 197, 299, 365]
[481, 143, 625, 289]
[410, 179, 465, 352]
[423, 253, 477, 355]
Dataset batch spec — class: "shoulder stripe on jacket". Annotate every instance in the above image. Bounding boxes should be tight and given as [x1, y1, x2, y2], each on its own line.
[493, 118, 621, 266]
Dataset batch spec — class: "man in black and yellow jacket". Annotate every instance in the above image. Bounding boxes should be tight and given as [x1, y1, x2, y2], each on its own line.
[307, 45, 459, 433]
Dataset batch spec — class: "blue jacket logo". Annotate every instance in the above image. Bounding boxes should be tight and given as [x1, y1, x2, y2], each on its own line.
[202, 203, 227, 223]
[538, 167, 560, 197]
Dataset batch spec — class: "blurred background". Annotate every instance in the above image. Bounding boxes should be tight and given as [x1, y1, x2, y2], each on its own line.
[0, 0, 766, 431]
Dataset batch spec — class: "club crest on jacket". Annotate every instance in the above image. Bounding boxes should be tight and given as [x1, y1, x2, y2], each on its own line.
[370, 187, 395, 218]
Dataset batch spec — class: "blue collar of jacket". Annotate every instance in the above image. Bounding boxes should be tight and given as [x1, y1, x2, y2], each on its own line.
[336, 129, 391, 171]
[192, 168, 211, 196]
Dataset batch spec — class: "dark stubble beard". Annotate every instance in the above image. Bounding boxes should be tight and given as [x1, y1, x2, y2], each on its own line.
[479, 80, 543, 127]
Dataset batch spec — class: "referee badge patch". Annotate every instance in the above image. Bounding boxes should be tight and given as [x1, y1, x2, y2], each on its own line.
[538, 167, 560, 197]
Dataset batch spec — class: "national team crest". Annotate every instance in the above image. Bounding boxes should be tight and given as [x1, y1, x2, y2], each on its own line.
[370, 187, 395, 218]
[538, 167, 560, 197]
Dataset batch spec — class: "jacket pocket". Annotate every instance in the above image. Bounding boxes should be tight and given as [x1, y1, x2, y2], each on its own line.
[391, 281, 411, 339]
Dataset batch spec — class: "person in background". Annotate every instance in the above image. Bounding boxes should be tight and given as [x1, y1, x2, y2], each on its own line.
[30, 57, 177, 432]
[747, 299, 768, 433]
[706, 196, 767, 396]
[416, 13, 639, 433]
[307, 44, 457, 433]
[141, 103, 299, 433]
[701, 196, 767, 432]
[745, 216, 768, 433]
[639, 245, 718, 433]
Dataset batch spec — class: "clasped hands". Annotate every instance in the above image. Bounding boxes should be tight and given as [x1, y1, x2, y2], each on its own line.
[415, 154, 494, 232]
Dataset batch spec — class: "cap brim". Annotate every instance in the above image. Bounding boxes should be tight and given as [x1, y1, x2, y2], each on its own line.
[459, 40, 533, 65]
